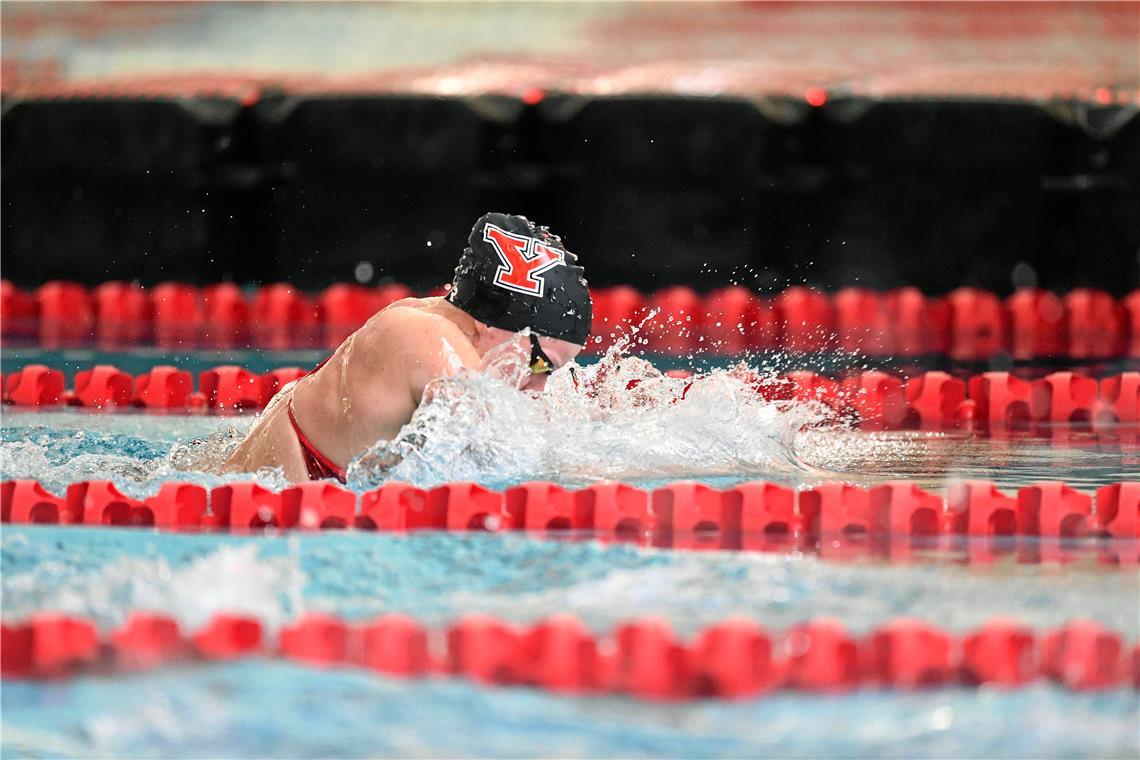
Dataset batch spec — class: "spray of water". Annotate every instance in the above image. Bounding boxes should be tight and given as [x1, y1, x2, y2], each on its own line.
[345, 323, 838, 490]
[1, 314, 880, 493]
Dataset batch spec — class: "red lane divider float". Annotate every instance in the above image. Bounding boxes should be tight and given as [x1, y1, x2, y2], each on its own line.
[2, 479, 1136, 547]
[2, 612, 1135, 696]
[3, 364, 1137, 431]
[4, 280, 1139, 358]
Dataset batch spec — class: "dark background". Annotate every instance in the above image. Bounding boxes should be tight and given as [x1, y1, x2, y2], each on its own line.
[3, 92, 1138, 294]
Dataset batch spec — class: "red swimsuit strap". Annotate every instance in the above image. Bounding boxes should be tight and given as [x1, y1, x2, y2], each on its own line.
[287, 397, 347, 483]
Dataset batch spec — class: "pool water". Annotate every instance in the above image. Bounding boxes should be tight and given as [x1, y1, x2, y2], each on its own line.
[2, 351, 1139, 758]
[2, 527, 1138, 758]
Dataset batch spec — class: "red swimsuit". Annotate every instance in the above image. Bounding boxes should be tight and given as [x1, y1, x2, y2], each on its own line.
[286, 355, 347, 483]
[288, 398, 347, 483]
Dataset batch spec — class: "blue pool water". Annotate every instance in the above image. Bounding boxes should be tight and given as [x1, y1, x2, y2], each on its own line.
[2, 526, 1139, 758]
[2, 352, 1139, 758]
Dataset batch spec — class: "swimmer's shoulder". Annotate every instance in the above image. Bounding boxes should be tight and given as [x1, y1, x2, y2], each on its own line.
[362, 296, 445, 332]
[359, 297, 475, 359]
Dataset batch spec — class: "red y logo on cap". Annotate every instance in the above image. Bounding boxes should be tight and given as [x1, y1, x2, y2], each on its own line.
[483, 223, 565, 297]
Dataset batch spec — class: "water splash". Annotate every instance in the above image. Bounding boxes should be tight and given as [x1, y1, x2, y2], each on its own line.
[347, 339, 836, 490]
[1, 330, 892, 493]
[1, 535, 303, 631]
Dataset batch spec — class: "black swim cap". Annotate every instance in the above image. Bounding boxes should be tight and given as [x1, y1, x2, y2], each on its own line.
[447, 212, 593, 345]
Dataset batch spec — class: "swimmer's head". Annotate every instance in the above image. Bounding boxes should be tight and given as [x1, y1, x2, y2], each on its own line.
[447, 212, 593, 348]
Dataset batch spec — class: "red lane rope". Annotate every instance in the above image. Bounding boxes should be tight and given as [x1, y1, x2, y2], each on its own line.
[3, 479, 1137, 546]
[4, 280, 1139, 359]
[3, 363, 1137, 432]
[2, 612, 1136, 696]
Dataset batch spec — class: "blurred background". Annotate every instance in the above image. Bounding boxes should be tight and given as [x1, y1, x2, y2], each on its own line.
[2, 1, 1138, 294]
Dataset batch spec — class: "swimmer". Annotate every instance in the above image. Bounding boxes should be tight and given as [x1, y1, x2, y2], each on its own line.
[224, 212, 592, 483]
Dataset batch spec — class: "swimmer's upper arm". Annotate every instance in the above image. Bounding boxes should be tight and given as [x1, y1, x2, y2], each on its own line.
[383, 313, 480, 405]
[353, 309, 478, 407]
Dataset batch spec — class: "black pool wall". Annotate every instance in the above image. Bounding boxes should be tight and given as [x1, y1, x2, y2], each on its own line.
[3, 93, 1138, 294]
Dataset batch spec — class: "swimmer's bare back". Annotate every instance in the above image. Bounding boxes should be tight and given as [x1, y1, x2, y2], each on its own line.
[224, 297, 483, 482]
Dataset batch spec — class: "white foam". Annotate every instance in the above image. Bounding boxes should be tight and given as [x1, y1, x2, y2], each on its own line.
[348, 345, 835, 489]
[2, 542, 304, 631]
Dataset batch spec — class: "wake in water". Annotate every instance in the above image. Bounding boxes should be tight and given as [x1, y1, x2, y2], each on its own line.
[346, 334, 836, 490]
[1, 332, 893, 494]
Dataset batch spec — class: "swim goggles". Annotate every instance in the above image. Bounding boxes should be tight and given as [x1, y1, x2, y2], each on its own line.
[529, 333, 555, 375]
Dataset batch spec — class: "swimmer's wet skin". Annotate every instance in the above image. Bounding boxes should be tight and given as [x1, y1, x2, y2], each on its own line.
[223, 213, 593, 484]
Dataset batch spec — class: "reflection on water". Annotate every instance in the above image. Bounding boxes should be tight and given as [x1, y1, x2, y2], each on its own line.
[4, 527, 1137, 638]
[1, 411, 1137, 499]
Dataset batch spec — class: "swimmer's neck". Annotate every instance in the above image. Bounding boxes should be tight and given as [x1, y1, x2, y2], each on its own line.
[430, 297, 485, 352]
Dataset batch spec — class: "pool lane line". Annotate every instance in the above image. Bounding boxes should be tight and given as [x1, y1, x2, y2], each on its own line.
[6, 281, 1139, 360]
[3, 479, 1137, 550]
[3, 364, 1139, 433]
[2, 611, 1136, 697]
